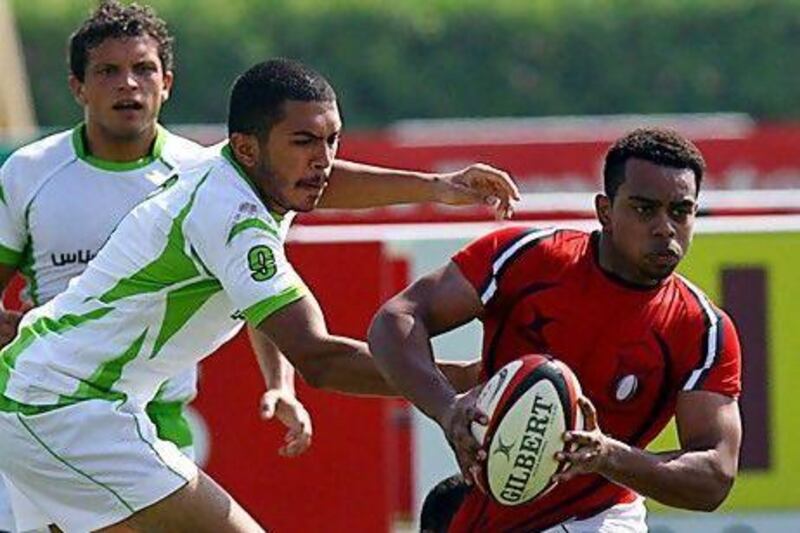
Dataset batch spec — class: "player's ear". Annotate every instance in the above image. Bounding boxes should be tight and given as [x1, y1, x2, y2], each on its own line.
[161, 70, 174, 102]
[595, 194, 612, 228]
[230, 133, 260, 169]
[68, 74, 87, 106]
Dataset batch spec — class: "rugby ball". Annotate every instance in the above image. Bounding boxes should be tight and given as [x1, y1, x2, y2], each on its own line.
[471, 354, 583, 506]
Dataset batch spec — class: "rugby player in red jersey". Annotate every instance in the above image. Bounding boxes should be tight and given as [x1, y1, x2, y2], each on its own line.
[369, 128, 742, 532]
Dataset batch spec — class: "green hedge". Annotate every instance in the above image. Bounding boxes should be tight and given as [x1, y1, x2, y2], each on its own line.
[11, 0, 800, 127]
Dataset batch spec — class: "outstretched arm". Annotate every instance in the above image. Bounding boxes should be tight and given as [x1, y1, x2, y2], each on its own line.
[555, 391, 741, 511]
[254, 289, 480, 398]
[321, 160, 520, 218]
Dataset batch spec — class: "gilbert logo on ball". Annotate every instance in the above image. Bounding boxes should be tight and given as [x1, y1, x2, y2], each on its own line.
[472, 354, 583, 506]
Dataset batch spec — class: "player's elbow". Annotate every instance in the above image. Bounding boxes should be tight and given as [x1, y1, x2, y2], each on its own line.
[368, 300, 414, 360]
[693, 465, 736, 512]
[292, 355, 329, 389]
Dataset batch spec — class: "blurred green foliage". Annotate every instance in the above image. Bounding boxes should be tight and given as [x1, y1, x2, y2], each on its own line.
[11, 0, 800, 127]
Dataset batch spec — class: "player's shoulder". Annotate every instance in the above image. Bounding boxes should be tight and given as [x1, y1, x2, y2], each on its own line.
[671, 274, 735, 329]
[158, 128, 214, 169]
[1, 129, 75, 178]
[474, 225, 588, 264]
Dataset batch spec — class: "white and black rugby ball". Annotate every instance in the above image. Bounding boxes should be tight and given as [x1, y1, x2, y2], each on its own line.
[471, 354, 583, 506]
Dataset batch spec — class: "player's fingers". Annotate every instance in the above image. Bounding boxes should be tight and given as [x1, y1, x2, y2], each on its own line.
[283, 433, 311, 457]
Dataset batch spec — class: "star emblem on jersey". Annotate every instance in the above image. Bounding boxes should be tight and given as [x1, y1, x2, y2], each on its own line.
[493, 434, 517, 461]
[615, 374, 639, 401]
[526, 315, 554, 351]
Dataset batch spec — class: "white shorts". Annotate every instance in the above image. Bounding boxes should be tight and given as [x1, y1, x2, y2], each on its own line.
[0, 399, 197, 533]
[543, 497, 648, 533]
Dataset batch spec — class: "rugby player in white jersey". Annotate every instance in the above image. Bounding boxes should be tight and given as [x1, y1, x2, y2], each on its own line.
[0, 57, 515, 532]
[0, 5, 518, 532]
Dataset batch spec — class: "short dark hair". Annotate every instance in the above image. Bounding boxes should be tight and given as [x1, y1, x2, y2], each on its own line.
[227, 58, 337, 138]
[69, 0, 174, 82]
[420, 475, 469, 533]
[603, 127, 706, 201]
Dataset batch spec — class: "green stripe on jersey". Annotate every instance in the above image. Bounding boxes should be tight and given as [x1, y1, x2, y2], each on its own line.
[226, 218, 278, 244]
[99, 171, 211, 304]
[62, 329, 148, 404]
[0, 307, 115, 411]
[150, 278, 223, 359]
[0, 243, 21, 266]
[19, 205, 39, 305]
[242, 285, 306, 327]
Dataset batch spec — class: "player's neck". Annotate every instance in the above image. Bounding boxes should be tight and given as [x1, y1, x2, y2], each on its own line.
[596, 231, 661, 288]
[82, 122, 158, 163]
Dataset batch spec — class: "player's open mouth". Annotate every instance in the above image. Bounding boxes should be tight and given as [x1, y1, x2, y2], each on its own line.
[112, 101, 144, 111]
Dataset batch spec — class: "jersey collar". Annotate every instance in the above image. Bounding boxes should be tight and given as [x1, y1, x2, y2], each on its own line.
[71, 123, 167, 172]
[590, 231, 669, 292]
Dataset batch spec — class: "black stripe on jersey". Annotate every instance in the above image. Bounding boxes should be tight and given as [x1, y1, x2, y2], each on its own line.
[681, 281, 724, 392]
[477, 228, 558, 301]
[694, 306, 725, 391]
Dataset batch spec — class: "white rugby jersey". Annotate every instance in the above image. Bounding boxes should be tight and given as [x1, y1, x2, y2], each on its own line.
[0, 125, 211, 404]
[0, 144, 306, 412]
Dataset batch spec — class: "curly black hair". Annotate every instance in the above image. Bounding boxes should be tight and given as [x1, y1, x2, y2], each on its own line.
[69, 0, 174, 82]
[603, 127, 706, 201]
[228, 58, 337, 138]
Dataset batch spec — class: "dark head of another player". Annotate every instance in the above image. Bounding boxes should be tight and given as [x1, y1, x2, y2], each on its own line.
[595, 128, 706, 286]
[68, 0, 174, 141]
[228, 59, 341, 214]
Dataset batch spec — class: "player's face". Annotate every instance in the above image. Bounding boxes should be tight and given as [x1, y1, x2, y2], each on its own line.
[254, 100, 341, 213]
[599, 158, 698, 285]
[69, 35, 172, 142]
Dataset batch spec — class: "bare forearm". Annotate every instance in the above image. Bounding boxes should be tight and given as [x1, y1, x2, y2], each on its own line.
[368, 308, 458, 425]
[299, 336, 398, 396]
[439, 359, 482, 393]
[320, 160, 440, 208]
[249, 326, 294, 393]
[600, 441, 734, 511]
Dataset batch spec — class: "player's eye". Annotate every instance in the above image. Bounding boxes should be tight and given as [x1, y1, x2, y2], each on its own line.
[671, 207, 693, 220]
[634, 205, 654, 216]
[326, 134, 339, 147]
[135, 63, 158, 75]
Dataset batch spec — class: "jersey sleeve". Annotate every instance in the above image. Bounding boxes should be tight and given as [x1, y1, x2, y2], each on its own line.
[452, 226, 559, 310]
[0, 159, 26, 267]
[185, 185, 306, 328]
[681, 307, 742, 398]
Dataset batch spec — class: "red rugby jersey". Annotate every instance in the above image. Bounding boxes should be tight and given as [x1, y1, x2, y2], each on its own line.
[448, 227, 741, 533]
